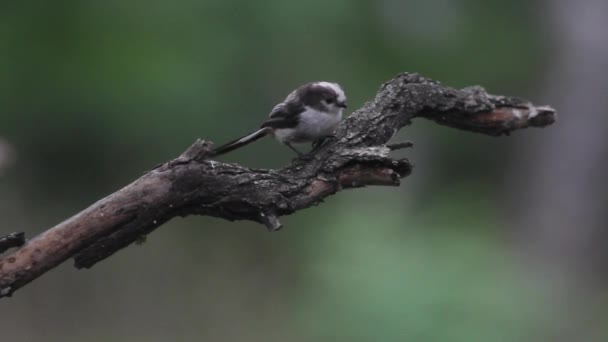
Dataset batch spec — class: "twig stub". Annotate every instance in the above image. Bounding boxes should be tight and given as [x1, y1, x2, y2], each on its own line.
[0, 232, 25, 254]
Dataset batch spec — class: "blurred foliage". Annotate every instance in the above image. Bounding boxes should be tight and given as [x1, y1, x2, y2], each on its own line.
[296, 186, 547, 341]
[1, 1, 605, 341]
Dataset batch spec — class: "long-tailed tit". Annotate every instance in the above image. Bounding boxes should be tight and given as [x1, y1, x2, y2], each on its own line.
[212, 81, 347, 156]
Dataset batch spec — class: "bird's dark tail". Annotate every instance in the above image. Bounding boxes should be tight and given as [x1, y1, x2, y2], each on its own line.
[211, 127, 272, 156]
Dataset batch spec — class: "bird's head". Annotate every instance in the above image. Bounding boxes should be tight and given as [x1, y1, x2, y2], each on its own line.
[300, 81, 347, 114]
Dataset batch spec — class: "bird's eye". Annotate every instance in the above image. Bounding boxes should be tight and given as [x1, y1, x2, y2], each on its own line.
[325, 98, 334, 104]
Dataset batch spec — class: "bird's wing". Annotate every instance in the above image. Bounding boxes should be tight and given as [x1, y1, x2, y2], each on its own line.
[268, 88, 298, 118]
[262, 91, 305, 129]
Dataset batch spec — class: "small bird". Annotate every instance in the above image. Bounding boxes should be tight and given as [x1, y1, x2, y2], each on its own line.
[212, 81, 347, 157]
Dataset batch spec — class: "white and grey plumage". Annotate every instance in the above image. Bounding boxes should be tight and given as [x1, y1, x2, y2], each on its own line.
[212, 81, 347, 156]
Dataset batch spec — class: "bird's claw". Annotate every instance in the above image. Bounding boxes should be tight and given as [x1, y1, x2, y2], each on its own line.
[312, 135, 335, 151]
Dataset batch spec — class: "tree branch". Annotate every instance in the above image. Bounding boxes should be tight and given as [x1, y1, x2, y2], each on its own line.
[0, 72, 555, 298]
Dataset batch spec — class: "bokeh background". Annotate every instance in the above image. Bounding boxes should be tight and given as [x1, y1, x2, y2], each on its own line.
[1, 1, 607, 341]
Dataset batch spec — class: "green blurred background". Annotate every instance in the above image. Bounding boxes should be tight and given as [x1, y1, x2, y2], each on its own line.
[2, 1, 607, 341]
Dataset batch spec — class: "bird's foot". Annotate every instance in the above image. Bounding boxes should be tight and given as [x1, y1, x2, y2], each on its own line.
[292, 153, 316, 163]
[312, 135, 336, 151]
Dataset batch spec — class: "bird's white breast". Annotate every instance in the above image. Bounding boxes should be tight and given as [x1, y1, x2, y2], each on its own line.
[274, 107, 342, 143]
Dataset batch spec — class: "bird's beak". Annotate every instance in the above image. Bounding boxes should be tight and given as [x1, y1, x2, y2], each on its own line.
[337, 101, 347, 108]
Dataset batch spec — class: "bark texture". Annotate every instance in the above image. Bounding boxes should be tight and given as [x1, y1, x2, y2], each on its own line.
[0, 72, 555, 298]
